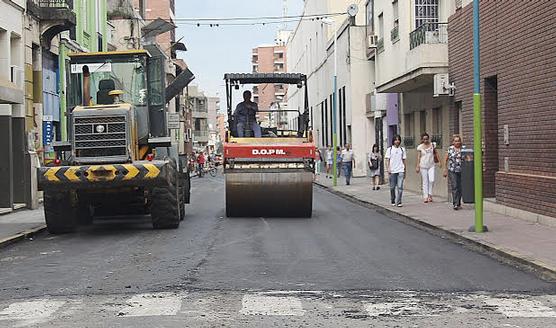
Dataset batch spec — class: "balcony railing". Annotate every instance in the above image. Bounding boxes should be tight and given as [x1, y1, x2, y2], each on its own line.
[403, 136, 415, 148]
[194, 130, 209, 138]
[36, 0, 73, 8]
[410, 22, 448, 50]
[377, 37, 384, 54]
[431, 134, 443, 149]
[390, 25, 399, 43]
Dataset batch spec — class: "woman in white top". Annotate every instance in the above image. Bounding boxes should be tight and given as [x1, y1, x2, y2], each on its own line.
[416, 132, 439, 203]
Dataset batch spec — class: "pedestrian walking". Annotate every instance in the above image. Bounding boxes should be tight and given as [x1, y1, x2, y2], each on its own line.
[385, 135, 406, 207]
[341, 144, 355, 185]
[336, 146, 342, 178]
[416, 132, 440, 203]
[444, 135, 464, 210]
[315, 147, 322, 177]
[368, 144, 382, 190]
[197, 152, 206, 177]
[325, 145, 333, 178]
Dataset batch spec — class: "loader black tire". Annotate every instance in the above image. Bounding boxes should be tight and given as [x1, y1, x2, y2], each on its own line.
[44, 191, 77, 234]
[151, 183, 180, 229]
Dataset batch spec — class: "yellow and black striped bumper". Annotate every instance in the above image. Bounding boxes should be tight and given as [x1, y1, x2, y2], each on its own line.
[38, 161, 173, 190]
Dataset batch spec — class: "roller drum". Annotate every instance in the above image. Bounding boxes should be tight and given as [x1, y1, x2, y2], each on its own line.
[225, 170, 313, 218]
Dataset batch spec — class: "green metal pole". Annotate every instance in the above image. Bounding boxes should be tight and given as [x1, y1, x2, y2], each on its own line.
[332, 25, 338, 187]
[473, 0, 484, 232]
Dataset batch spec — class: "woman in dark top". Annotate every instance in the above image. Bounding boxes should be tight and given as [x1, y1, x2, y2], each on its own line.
[444, 135, 463, 210]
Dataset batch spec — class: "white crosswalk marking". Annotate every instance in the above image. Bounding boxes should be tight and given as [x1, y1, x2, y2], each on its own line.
[482, 296, 556, 318]
[0, 299, 66, 326]
[118, 292, 183, 317]
[240, 294, 306, 316]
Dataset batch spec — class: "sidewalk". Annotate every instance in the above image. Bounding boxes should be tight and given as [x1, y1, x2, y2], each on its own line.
[0, 207, 46, 248]
[315, 174, 556, 280]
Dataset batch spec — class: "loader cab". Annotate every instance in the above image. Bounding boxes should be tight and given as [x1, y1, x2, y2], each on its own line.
[67, 50, 154, 110]
[224, 73, 311, 140]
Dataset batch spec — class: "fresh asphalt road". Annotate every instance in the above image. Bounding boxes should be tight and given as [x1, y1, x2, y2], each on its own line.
[0, 174, 555, 327]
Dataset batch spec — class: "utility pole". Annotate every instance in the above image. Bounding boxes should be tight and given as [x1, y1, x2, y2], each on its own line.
[472, 0, 485, 233]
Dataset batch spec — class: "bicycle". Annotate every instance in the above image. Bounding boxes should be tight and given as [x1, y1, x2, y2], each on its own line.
[207, 162, 217, 177]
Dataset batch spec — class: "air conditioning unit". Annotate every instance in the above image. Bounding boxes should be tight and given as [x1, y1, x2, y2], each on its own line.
[367, 35, 379, 49]
[433, 73, 456, 97]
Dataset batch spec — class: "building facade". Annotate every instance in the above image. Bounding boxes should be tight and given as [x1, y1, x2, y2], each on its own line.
[188, 85, 209, 150]
[0, 0, 26, 211]
[371, 0, 458, 197]
[251, 33, 289, 128]
[207, 96, 219, 153]
[287, 0, 375, 177]
[448, 1, 556, 217]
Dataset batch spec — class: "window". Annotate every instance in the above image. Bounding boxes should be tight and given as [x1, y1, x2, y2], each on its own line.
[420, 111, 427, 136]
[323, 100, 328, 146]
[321, 102, 326, 145]
[365, 0, 374, 34]
[454, 101, 462, 136]
[378, 13, 384, 38]
[432, 107, 443, 148]
[391, 0, 399, 42]
[341, 86, 347, 145]
[415, 0, 439, 28]
[404, 113, 415, 148]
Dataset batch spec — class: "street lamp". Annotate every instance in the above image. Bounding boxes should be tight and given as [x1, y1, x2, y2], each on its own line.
[322, 17, 338, 186]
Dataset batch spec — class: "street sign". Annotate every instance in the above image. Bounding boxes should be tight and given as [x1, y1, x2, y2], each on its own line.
[168, 113, 180, 129]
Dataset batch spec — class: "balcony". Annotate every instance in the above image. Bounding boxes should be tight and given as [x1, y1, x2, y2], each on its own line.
[194, 130, 209, 143]
[377, 38, 384, 54]
[390, 25, 399, 43]
[410, 23, 448, 50]
[376, 22, 449, 94]
[27, 0, 76, 49]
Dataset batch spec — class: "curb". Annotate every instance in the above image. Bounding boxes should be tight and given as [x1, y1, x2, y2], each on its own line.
[315, 182, 556, 282]
[0, 225, 47, 249]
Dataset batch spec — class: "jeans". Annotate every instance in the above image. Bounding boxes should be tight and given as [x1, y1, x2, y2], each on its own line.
[389, 172, 404, 205]
[449, 171, 462, 206]
[420, 166, 435, 199]
[237, 121, 262, 137]
[342, 162, 353, 185]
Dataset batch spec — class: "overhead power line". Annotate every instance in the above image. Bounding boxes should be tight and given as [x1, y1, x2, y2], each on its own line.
[172, 12, 346, 22]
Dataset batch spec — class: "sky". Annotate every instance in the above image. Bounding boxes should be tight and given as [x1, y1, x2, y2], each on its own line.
[175, 0, 304, 103]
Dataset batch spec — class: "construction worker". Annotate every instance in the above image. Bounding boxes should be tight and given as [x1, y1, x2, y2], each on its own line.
[234, 90, 262, 137]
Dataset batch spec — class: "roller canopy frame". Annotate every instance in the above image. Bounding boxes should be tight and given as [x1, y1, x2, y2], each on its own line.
[224, 73, 310, 138]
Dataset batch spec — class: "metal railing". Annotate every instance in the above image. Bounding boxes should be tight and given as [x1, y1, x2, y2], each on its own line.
[37, 0, 73, 8]
[390, 25, 399, 42]
[403, 136, 415, 148]
[409, 22, 448, 50]
[194, 130, 209, 138]
[377, 37, 384, 53]
[431, 134, 443, 148]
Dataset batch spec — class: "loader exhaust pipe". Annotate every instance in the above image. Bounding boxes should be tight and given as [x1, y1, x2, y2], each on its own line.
[82, 65, 90, 106]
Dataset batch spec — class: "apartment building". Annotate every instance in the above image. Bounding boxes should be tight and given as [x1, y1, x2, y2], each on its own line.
[371, 0, 458, 197]
[188, 85, 209, 150]
[251, 31, 290, 128]
[448, 1, 556, 218]
[207, 96, 219, 153]
[287, 0, 375, 177]
[0, 0, 26, 211]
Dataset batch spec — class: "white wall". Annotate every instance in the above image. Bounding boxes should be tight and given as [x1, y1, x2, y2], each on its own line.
[287, 0, 376, 177]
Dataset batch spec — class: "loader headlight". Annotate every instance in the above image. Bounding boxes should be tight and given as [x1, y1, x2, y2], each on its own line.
[95, 124, 106, 133]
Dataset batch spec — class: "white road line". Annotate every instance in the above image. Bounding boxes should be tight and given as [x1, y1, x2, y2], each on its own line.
[364, 299, 456, 317]
[118, 292, 183, 317]
[482, 296, 556, 318]
[240, 295, 306, 316]
[0, 299, 66, 326]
